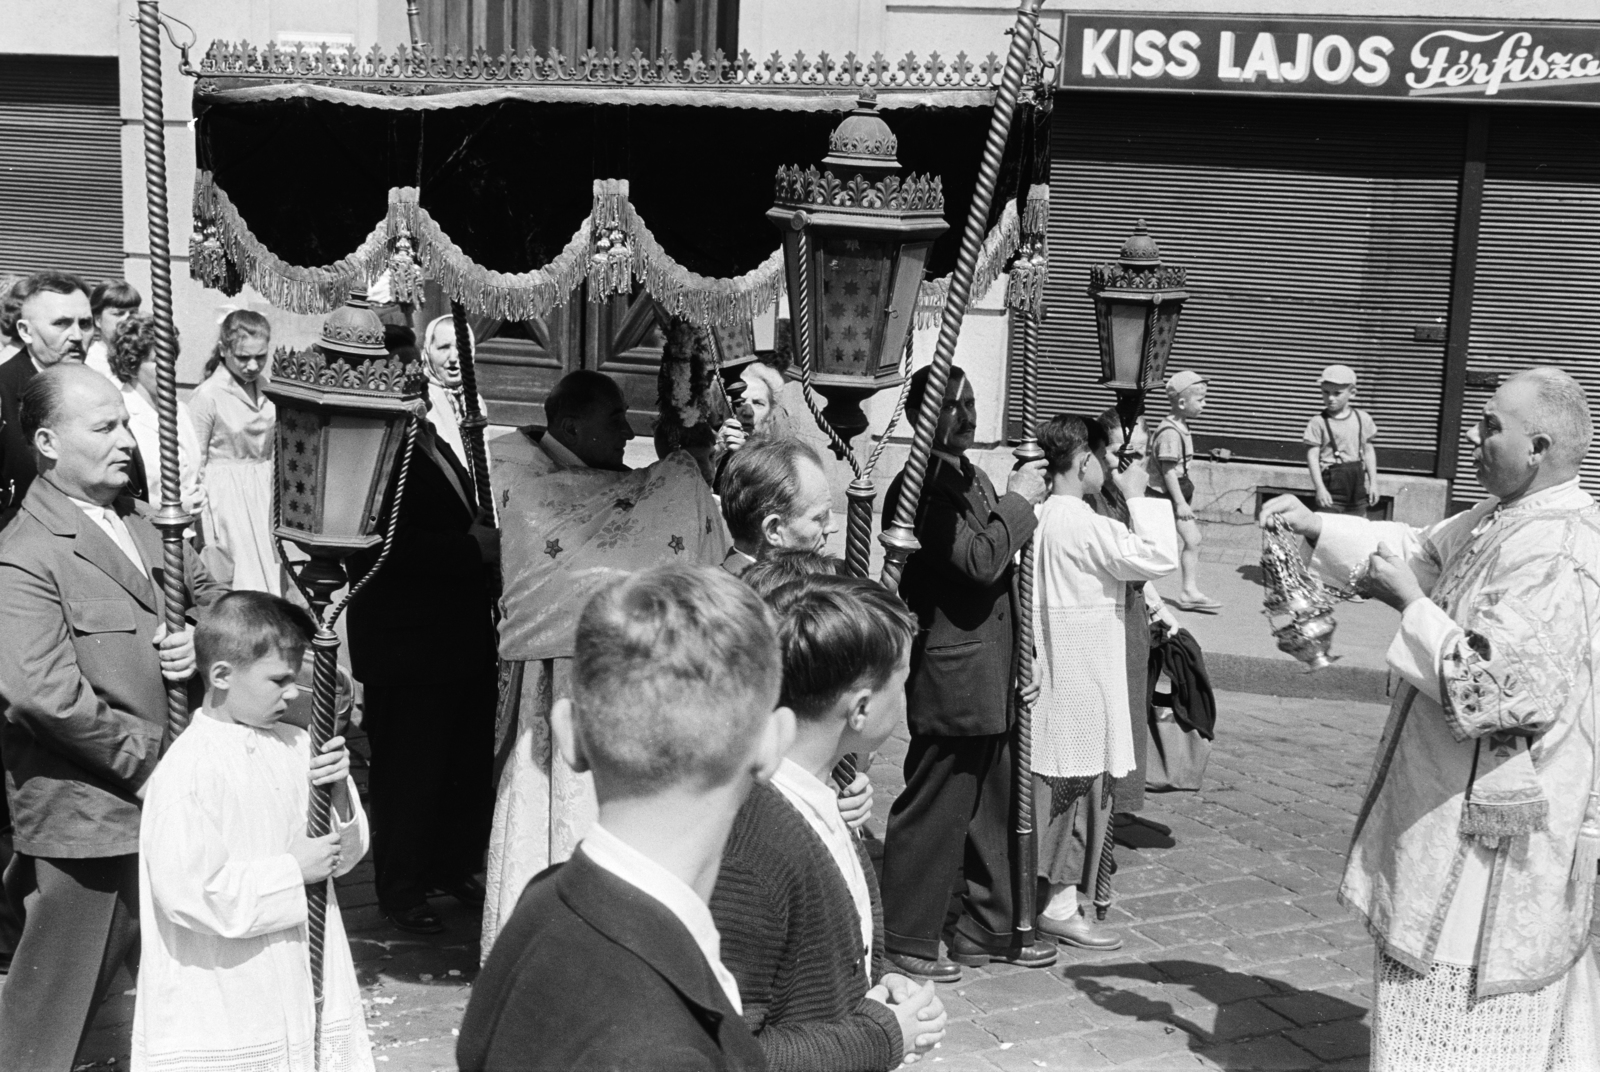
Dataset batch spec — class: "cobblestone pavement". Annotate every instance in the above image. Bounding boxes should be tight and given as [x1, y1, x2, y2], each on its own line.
[64, 687, 1600, 1071]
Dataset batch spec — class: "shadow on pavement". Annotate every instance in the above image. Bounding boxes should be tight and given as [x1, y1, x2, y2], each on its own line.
[1062, 959, 1369, 1070]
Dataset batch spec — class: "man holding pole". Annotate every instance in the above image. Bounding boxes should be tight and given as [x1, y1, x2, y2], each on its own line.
[878, 365, 1051, 981]
[0, 364, 222, 1070]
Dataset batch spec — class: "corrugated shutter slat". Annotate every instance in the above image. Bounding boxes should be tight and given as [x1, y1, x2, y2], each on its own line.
[0, 55, 123, 283]
[1019, 94, 1462, 474]
[1454, 109, 1600, 504]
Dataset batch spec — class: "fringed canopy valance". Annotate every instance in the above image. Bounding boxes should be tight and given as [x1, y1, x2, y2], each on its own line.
[192, 41, 1052, 330]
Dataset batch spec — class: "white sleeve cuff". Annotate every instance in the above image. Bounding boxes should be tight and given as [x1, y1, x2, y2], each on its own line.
[1386, 598, 1456, 704]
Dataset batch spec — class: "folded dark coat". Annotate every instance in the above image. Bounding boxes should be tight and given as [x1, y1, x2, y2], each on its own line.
[1151, 626, 1217, 740]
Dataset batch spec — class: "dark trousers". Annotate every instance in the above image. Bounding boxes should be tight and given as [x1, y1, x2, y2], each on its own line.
[0, 854, 139, 1072]
[364, 677, 495, 912]
[880, 731, 1014, 960]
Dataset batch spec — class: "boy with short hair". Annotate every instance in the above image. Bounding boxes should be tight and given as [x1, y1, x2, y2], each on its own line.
[1303, 363, 1379, 516]
[1147, 370, 1218, 611]
[713, 575, 948, 1072]
[133, 591, 372, 1072]
[460, 565, 792, 1071]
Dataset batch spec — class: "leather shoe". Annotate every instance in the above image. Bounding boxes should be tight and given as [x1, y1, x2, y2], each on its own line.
[884, 949, 962, 983]
[947, 931, 1058, 969]
[1037, 910, 1124, 950]
[383, 903, 445, 934]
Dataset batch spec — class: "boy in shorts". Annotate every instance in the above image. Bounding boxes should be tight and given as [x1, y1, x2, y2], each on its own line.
[1148, 370, 1219, 611]
[1303, 364, 1379, 516]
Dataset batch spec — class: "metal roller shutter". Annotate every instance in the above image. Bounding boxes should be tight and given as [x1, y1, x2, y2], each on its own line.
[0, 55, 123, 283]
[1015, 92, 1463, 476]
[1451, 109, 1600, 506]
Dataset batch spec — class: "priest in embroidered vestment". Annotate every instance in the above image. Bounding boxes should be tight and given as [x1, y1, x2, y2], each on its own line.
[482, 370, 728, 955]
[1262, 368, 1600, 1070]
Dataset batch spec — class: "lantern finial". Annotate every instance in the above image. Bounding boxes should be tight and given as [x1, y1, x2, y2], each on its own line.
[821, 90, 900, 174]
[1119, 219, 1162, 269]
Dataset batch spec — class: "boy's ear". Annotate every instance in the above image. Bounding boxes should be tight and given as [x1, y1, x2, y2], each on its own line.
[844, 688, 873, 733]
[206, 659, 232, 693]
[551, 698, 590, 775]
[751, 705, 797, 785]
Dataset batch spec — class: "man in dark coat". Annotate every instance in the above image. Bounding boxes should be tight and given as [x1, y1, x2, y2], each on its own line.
[0, 365, 222, 1070]
[0, 273, 94, 520]
[346, 382, 499, 935]
[878, 366, 1052, 982]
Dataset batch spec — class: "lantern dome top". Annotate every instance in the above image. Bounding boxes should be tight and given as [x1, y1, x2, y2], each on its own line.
[1118, 220, 1163, 269]
[821, 89, 899, 173]
[320, 291, 388, 358]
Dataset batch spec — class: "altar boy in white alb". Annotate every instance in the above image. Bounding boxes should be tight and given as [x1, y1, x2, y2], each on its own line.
[1262, 368, 1600, 1071]
[133, 592, 372, 1072]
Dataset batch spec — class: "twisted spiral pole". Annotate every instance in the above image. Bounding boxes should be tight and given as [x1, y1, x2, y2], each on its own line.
[878, 0, 1045, 592]
[137, 0, 192, 742]
[1011, 311, 1044, 942]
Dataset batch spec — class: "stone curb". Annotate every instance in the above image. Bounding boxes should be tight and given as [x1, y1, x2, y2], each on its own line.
[1207, 651, 1392, 705]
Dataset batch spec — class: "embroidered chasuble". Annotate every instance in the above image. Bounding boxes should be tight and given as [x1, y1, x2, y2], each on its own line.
[481, 433, 728, 955]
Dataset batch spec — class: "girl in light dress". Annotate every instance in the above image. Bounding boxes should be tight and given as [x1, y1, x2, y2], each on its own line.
[190, 310, 281, 594]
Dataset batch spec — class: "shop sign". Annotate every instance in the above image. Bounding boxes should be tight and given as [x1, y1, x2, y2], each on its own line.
[1058, 14, 1600, 106]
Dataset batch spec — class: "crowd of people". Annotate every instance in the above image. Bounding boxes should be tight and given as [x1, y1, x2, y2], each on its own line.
[0, 265, 1594, 1071]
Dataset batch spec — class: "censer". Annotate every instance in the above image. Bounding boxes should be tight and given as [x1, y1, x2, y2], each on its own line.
[1260, 516, 1339, 669]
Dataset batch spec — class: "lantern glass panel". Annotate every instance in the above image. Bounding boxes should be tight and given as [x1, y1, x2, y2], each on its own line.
[277, 407, 325, 537]
[320, 414, 392, 540]
[1108, 302, 1149, 384]
[882, 241, 930, 374]
[819, 235, 894, 377]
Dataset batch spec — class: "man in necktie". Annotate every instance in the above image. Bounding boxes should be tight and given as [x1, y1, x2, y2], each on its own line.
[0, 364, 224, 1070]
[877, 366, 1053, 982]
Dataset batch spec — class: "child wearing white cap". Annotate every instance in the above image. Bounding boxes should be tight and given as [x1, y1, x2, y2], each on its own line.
[1303, 364, 1379, 516]
[1146, 370, 1219, 612]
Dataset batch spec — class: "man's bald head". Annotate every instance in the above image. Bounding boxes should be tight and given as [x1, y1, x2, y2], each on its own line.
[545, 370, 634, 470]
[1500, 368, 1592, 473]
[23, 363, 137, 505]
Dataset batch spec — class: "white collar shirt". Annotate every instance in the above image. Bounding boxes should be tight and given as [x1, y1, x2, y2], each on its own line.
[578, 822, 743, 1014]
[771, 757, 874, 981]
[68, 494, 145, 571]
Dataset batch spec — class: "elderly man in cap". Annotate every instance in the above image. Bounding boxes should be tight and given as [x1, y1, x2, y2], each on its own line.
[0, 364, 222, 1070]
[1262, 367, 1600, 1069]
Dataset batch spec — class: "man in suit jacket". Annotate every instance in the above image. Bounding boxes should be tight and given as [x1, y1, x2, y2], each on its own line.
[0, 365, 221, 1070]
[0, 272, 94, 520]
[346, 385, 499, 935]
[878, 366, 1052, 982]
[459, 565, 789, 1071]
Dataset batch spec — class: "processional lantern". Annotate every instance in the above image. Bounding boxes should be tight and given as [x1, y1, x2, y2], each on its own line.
[262, 291, 424, 1065]
[267, 294, 425, 557]
[1086, 220, 1188, 432]
[769, 90, 949, 443]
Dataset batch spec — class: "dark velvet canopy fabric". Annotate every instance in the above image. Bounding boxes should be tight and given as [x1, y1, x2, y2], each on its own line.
[194, 91, 1050, 282]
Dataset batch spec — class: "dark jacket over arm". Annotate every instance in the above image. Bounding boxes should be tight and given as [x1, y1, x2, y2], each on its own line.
[459, 851, 764, 1072]
[712, 784, 901, 1072]
[882, 456, 1036, 737]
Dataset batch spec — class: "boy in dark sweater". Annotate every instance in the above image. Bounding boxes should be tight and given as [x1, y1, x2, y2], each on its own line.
[712, 575, 948, 1072]
[460, 566, 795, 1071]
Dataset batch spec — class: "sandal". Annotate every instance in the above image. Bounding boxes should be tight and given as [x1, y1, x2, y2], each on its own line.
[383, 904, 445, 934]
[1172, 597, 1223, 613]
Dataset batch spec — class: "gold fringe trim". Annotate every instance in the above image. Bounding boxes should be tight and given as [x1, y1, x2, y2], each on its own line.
[1023, 183, 1050, 235]
[914, 197, 1021, 328]
[193, 171, 1033, 329]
